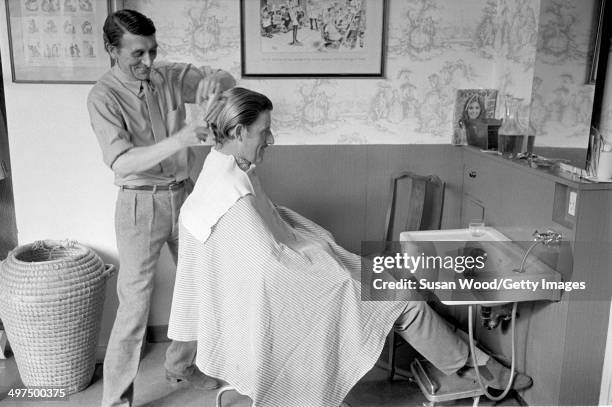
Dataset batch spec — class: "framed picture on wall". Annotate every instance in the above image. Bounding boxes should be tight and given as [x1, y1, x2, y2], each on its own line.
[241, 0, 387, 77]
[6, 0, 112, 83]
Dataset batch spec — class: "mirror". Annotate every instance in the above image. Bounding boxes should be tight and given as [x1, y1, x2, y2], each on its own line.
[586, 0, 611, 171]
[529, 0, 603, 167]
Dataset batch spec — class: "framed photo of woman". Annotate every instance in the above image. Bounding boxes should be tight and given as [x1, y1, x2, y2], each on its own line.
[452, 89, 499, 148]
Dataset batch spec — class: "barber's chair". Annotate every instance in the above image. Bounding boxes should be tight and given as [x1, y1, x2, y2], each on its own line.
[382, 171, 445, 380]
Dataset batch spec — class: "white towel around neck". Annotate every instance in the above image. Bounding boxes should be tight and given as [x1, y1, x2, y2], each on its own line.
[180, 148, 255, 242]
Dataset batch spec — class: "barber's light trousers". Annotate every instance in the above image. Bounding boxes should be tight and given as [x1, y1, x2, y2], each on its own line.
[102, 185, 196, 407]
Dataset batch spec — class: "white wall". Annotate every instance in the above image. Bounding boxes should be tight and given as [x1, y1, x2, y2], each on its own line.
[531, 0, 597, 145]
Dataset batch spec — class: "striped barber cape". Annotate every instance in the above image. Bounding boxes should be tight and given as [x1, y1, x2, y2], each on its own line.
[168, 149, 406, 407]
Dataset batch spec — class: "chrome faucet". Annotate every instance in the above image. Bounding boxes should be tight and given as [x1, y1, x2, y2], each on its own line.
[532, 229, 562, 245]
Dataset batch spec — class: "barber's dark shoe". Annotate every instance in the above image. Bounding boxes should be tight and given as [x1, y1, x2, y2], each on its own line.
[166, 368, 220, 390]
[458, 356, 532, 391]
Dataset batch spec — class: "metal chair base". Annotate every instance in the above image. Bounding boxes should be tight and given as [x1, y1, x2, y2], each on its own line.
[216, 385, 240, 407]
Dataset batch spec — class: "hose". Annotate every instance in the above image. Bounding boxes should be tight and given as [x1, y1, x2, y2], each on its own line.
[515, 241, 541, 273]
[468, 302, 518, 401]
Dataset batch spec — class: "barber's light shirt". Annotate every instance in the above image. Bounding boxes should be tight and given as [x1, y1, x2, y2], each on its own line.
[87, 62, 215, 186]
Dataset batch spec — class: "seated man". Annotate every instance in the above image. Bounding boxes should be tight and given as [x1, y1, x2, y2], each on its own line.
[168, 88, 531, 407]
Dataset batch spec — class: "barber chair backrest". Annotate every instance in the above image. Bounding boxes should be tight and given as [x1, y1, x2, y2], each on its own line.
[383, 171, 445, 252]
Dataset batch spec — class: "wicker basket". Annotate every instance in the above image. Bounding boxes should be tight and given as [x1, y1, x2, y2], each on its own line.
[0, 240, 115, 394]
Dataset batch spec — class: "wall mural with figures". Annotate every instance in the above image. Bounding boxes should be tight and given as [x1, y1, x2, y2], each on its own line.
[127, 0, 594, 147]
[530, 0, 596, 146]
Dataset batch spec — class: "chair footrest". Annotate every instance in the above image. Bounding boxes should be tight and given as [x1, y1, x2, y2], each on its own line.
[411, 359, 485, 402]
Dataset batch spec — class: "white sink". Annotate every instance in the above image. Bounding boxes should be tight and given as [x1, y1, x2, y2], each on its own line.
[399, 227, 560, 306]
[399, 227, 511, 243]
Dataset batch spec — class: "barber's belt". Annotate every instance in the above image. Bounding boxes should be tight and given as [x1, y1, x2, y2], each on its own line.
[121, 179, 186, 191]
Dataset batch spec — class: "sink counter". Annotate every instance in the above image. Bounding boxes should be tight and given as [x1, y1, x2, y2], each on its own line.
[462, 146, 612, 191]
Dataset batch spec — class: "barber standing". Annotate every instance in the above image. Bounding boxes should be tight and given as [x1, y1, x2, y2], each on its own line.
[87, 9, 235, 407]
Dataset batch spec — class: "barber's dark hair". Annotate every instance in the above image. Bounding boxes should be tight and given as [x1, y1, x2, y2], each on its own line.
[103, 9, 156, 51]
[212, 87, 273, 145]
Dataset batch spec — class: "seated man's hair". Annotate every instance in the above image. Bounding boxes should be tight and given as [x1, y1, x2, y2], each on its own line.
[212, 87, 273, 145]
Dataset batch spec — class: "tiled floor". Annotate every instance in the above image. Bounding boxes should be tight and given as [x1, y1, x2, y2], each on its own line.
[0, 342, 520, 407]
